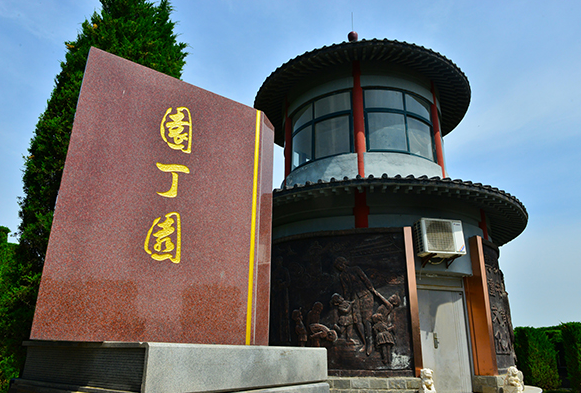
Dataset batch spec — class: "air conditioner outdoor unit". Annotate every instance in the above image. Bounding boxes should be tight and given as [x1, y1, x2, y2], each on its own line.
[413, 218, 466, 259]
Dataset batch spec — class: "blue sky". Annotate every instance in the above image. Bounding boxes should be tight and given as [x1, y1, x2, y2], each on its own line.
[1, 0, 580, 328]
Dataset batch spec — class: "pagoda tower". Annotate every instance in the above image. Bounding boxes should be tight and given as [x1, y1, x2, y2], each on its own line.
[255, 33, 527, 393]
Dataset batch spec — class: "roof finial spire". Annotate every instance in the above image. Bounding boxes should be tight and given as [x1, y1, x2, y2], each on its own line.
[348, 31, 358, 42]
[348, 13, 358, 42]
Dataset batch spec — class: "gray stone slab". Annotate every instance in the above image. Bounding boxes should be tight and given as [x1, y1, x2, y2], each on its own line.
[239, 382, 329, 393]
[12, 341, 327, 393]
[143, 343, 328, 393]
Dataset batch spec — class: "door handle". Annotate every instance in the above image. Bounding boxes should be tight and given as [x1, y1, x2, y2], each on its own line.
[433, 333, 439, 349]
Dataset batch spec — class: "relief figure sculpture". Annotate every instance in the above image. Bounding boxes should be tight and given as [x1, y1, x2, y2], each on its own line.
[333, 256, 384, 356]
[273, 231, 412, 373]
[306, 302, 323, 347]
[330, 293, 356, 344]
[292, 309, 307, 347]
[310, 323, 338, 343]
[372, 294, 400, 365]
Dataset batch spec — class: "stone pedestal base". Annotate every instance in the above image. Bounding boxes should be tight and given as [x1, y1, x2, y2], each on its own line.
[328, 376, 420, 393]
[472, 375, 505, 393]
[9, 341, 328, 393]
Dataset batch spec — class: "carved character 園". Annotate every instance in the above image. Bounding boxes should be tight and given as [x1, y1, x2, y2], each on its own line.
[144, 212, 181, 263]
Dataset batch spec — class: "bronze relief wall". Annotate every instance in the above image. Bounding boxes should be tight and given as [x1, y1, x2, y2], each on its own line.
[271, 228, 415, 376]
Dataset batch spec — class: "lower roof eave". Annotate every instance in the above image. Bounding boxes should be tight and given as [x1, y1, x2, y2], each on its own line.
[272, 174, 528, 247]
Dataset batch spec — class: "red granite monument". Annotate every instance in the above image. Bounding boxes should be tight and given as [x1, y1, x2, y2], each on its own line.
[30, 47, 274, 345]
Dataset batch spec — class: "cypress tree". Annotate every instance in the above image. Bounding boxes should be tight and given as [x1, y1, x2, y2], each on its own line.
[19, 0, 187, 273]
[0, 227, 18, 390]
[2, 1, 188, 389]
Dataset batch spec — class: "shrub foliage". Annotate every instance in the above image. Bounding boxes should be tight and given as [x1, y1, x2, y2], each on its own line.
[514, 326, 561, 390]
[561, 322, 581, 392]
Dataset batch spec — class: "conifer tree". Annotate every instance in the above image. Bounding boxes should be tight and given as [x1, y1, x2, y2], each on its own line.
[19, 0, 187, 273]
[0, 227, 20, 391]
[1, 1, 188, 389]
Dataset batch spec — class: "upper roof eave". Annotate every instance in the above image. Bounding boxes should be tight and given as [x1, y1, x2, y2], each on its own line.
[255, 38, 471, 146]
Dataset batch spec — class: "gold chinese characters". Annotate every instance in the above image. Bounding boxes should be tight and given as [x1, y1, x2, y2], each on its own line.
[144, 212, 181, 263]
[144, 106, 193, 264]
[155, 163, 190, 198]
[160, 107, 192, 153]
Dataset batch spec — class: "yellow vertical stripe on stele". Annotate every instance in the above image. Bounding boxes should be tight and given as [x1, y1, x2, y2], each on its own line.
[246, 110, 262, 345]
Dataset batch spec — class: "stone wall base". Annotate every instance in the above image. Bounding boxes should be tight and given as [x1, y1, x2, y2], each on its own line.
[328, 376, 420, 393]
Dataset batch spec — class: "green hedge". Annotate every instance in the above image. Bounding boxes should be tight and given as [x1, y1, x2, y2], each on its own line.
[514, 326, 561, 390]
[561, 322, 581, 392]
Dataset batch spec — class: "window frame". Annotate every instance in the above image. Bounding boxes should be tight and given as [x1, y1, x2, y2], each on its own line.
[290, 90, 354, 170]
[363, 87, 436, 162]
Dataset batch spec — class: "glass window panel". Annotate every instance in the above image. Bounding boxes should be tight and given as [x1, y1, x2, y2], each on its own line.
[314, 92, 351, 118]
[405, 94, 431, 120]
[314, 115, 351, 159]
[407, 118, 433, 160]
[364, 90, 403, 110]
[293, 104, 312, 132]
[367, 112, 407, 151]
[292, 126, 312, 169]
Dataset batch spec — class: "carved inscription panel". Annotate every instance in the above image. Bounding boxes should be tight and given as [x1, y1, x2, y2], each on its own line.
[271, 229, 414, 375]
[483, 241, 517, 371]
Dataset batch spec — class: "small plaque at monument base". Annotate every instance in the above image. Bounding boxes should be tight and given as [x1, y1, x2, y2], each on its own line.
[29, 47, 273, 345]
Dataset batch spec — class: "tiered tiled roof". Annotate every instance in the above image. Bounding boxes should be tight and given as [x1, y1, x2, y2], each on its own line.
[273, 174, 527, 246]
[255, 38, 471, 145]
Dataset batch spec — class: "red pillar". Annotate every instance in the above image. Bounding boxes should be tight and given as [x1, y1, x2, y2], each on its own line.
[284, 103, 292, 184]
[431, 81, 446, 178]
[352, 61, 366, 177]
[479, 209, 489, 240]
[352, 61, 369, 228]
[353, 190, 369, 228]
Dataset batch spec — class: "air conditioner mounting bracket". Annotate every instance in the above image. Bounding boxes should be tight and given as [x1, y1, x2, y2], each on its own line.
[445, 254, 462, 269]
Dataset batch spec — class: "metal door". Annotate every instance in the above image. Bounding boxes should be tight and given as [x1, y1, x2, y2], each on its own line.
[418, 289, 472, 393]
